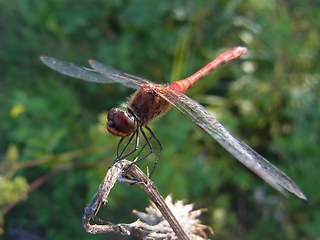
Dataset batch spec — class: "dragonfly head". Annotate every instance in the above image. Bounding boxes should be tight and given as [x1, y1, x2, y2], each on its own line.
[107, 108, 138, 137]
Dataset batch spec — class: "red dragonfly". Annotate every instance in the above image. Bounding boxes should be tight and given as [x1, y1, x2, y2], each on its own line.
[41, 47, 306, 200]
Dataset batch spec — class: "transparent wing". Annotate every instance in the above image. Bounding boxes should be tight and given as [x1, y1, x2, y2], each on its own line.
[88, 59, 127, 75]
[40, 56, 151, 89]
[88, 59, 154, 88]
[156, 88, 307, 200]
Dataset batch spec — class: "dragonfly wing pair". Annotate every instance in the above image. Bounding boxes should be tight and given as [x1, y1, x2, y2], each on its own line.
[41, 56, 142, 89]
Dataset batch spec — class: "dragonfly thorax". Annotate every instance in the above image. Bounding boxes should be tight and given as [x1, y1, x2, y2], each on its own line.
[129, 86, 171, 124]
[107, 107, 138, 137]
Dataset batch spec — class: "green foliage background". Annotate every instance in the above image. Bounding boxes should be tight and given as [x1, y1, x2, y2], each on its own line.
[1, 0, 319, 239]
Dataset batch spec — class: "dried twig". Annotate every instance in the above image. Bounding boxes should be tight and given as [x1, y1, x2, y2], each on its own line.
[82, 160, 212, 239]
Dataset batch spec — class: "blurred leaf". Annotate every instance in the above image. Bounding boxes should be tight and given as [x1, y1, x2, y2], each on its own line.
[9, 104, 26, 119]
[0, 177, 28, 206]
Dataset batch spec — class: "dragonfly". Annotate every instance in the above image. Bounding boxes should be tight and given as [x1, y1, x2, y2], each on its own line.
[40, 46, 307, 200]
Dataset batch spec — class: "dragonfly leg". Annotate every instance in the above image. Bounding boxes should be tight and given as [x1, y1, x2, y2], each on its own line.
[114, 129, 140, 162]
[130, 126, 162, 178]
[133, 134, 154, 160]
[115, 125, 162, 179]
[134, 126, 154, 161]
[129, 126, 154, 166]
[116, 136, 126, 159]
[144, 125, 162, 177]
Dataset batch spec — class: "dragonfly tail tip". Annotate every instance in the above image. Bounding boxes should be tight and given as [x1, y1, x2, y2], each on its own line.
[236, 46, 247, 56]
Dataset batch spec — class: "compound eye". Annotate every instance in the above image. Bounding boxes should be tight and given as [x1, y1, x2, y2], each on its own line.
[107, 108, 137, 137]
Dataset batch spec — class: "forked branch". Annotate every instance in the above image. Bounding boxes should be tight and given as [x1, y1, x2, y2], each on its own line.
[82, 160, 211, 239]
